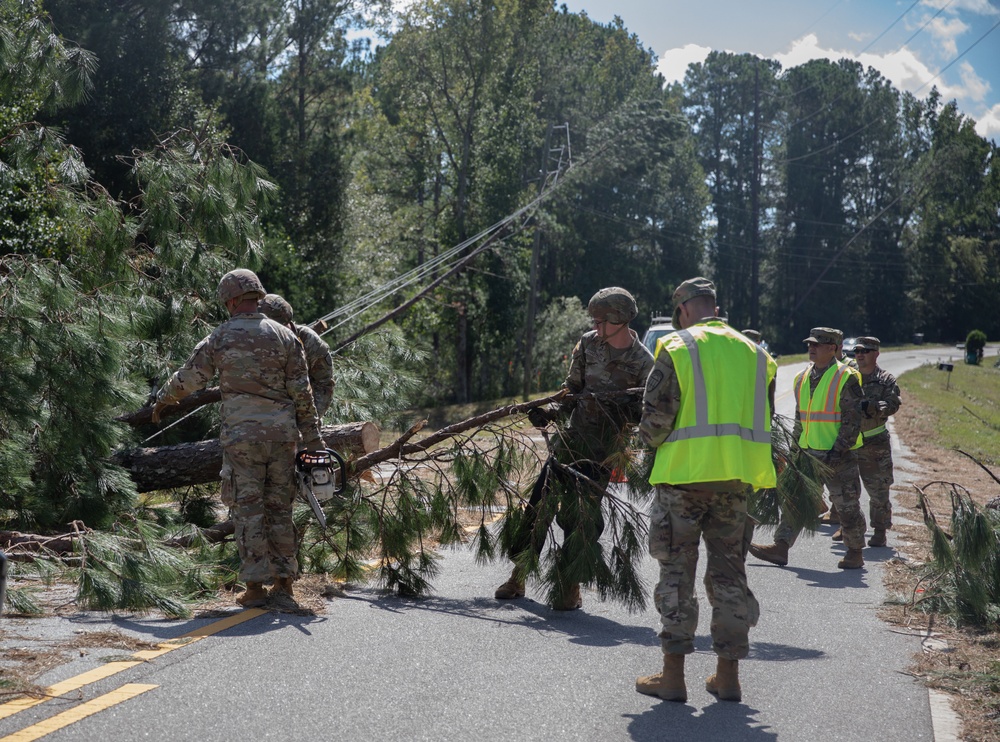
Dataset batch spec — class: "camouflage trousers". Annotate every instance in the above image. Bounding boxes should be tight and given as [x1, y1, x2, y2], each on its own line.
[648, 484, 759, 660]
[776, 450, 866, 550]
[857, 433, 894, 530]
[221, 440, 299, 584]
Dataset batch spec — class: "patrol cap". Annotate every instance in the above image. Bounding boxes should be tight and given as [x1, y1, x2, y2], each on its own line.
[259, 293, 294, 324]
[854, 336, 880, 351]
[802, 327, 842, 345]
[671, 277, 716, 327]
[742, 329, 762, 343]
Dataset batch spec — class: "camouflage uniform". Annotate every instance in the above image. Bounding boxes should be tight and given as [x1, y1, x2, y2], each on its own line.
[774, 357, 866, 551]
[512, 327, 654, 561]
[855, 340, 900, 531]
[158, 277, 323, 585]
[640, 277, 773, 660]
[259, 294, 335, 418]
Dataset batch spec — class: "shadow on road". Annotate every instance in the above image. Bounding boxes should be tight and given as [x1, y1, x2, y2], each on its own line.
[107, 609, 327, 641]
[624, 698, 778, 741]
[749, 562, 869, 589]
[349, 590, 662, 648]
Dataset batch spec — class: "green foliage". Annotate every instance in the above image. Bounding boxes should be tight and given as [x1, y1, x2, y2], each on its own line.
[69, 512, 230, 618]
[531, 296, 590, 392]
[749, 415, 828, 534]
[0, 260, 141, 529]
[915, 487, 1000, 627]
[967, 330, 987, 352]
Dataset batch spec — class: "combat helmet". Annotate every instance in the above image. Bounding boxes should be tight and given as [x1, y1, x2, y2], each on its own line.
[587, 287, 638, 324]
[259, 293, 294, 324]
[217, 269, 266, 305]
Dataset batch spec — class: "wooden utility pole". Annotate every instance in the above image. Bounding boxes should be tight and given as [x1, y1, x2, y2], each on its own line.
[521, 124, 553, 401]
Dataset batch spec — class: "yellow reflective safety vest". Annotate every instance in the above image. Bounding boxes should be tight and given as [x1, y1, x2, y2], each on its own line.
[649, 322, 777, 490]
[795, 360, 862, 451]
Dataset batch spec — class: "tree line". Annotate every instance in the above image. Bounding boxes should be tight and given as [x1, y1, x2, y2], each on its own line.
[1, 0, 998, 528]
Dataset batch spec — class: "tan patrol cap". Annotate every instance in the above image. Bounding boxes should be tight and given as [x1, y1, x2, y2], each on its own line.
[854, 336, 880, 351]
[802, 327, 842, 345]
[671, 277, 716, 327]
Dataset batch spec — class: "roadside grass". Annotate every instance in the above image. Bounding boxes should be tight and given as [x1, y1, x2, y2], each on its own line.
[891, 351, 1000, 741]
[900, 353, 1000, 467]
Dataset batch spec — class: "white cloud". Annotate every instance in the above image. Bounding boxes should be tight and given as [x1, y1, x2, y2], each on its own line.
[922, 0, 1000, 14]
[958, 61, 991, 102]
[926, 16, 968, 57]
[975, 102, 1000, 141]
[772, 34, 988, 107]
[655, 43, 713, 85]
[655, 32, 997, 143]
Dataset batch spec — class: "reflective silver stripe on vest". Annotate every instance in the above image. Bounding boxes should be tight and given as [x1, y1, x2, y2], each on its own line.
[664, 329, 772, 445]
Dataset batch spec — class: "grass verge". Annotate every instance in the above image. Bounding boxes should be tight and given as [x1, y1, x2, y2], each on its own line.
[889, 351, 1000, 741]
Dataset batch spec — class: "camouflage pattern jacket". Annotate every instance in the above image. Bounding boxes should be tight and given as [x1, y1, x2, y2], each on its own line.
[557, 328, 654, 463]
[157, 312, 322, 447]
[294, 323, 335, 419]
[859, 365, 900, 439]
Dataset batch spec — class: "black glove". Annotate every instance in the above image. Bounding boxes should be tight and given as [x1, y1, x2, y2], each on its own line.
[860, 399, 873, 418]
[527, 407, 550, 428]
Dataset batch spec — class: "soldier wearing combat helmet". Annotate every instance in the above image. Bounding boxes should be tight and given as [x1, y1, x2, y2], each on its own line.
[259, 294, 335, 419]
[492, 286, 653, 611]
[851, 337, 900, 548]
[153, 269, 325, 609]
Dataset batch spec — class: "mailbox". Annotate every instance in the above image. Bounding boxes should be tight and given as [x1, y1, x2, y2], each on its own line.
[938, 363, 954, 372]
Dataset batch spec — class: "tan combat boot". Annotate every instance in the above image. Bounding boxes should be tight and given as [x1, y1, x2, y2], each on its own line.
[748, 540, 789, 566]
[820, 505, 840, 525]
[706, 658, 741, 702]
[838, 548, 864, 569]
[831, 528, 844, 542]
[868, 529, 887, 547]
[636, 653, 687, 702]
[269, 576, 299, 609]
[552, 582, 582, 611]
[494, 568, 525, 600]
[237, 582, 267, 608]
[271, 576, 295, 598]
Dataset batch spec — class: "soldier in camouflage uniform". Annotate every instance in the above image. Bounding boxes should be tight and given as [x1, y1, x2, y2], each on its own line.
[851, 337, 900, 548]
[749, 327, 866, 569]
[636, 277, 776, 704]
[258, 294, 335, 419]
[493, 287, 654, 610]
[152, 270, 325, 609]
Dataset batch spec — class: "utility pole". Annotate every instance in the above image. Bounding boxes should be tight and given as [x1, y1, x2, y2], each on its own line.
[521, 124, 553, 401]
[520, 124, 571, 401]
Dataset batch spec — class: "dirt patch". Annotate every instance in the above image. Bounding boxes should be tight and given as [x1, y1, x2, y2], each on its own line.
[885, 394, 1000, 742]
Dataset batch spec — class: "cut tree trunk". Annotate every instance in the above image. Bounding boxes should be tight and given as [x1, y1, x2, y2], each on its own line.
[114, 422, 380, 493]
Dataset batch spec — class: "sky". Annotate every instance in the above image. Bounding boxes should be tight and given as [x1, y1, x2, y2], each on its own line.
[558, 0, 1000, 143]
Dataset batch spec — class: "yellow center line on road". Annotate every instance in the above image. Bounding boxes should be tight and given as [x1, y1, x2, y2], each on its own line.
[0, 608, 267, 721]
[0, 684, 157, 742]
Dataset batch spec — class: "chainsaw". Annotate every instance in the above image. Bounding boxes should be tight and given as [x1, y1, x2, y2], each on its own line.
[296, 448, 348, 529]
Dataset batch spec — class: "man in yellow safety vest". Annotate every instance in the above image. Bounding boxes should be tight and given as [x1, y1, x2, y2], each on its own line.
[635, 277, 777, 705]
[749, 327, 866, 569]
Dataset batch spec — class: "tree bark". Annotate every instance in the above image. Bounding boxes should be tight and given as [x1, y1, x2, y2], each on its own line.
[114, 422, 380, 493]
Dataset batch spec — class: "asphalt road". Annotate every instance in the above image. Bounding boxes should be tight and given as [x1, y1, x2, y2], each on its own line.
[0, 344, 970, 741]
